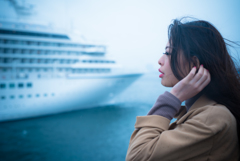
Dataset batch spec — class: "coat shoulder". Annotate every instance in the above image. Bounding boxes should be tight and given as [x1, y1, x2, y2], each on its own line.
[191, 104, 237, 134]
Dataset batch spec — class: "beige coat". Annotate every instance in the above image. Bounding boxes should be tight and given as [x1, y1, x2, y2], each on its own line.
[126, 95, 239, 161]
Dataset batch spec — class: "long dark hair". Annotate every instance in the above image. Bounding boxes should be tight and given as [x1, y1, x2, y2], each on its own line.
[168, 17, 240, 152]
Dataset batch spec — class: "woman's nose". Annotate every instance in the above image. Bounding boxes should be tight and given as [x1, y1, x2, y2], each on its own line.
[158, 55, 164, 66]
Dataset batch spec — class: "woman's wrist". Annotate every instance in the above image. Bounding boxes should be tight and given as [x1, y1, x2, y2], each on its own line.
[148, 91, 182, 120]
[170, 89, 184, 102]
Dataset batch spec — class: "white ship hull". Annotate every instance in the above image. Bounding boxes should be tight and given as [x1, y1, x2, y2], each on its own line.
[0, 73, 142, 122]
[0, 20, 143, 122]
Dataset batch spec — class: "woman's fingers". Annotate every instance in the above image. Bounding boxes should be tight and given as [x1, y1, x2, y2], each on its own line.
[190, 65, 204, 83]
[188, 65, 210, 91]
[185, 66, 197, 82]
[199, 69, 211, 89]
[195, 68, 208, 85]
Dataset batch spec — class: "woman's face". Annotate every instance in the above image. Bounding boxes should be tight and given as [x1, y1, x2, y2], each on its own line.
[158, 42, 179, 87]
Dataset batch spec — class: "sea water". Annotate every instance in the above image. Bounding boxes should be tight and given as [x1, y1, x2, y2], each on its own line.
[0, 72, 176, 161]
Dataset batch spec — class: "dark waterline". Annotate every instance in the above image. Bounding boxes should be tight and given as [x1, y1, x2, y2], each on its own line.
[0, 73, 176, 161]
[0, 103, 153, 161]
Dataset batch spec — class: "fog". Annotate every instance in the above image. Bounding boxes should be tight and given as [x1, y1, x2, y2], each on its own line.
[0, 0, 240, 71]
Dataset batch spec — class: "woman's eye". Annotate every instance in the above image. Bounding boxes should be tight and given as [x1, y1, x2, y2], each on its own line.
[163, 52, 171, 55]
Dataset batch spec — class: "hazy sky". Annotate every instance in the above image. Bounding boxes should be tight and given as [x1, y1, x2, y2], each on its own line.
[1, 0, 240, 71]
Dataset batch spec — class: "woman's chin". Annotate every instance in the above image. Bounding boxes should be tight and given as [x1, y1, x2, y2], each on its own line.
[161, 80, 173, 87]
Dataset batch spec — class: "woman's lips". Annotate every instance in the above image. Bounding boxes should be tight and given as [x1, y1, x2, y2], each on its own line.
[159, 74, 164, 78]
[158, 68, 164, 73]
[158, 68, 164, 78]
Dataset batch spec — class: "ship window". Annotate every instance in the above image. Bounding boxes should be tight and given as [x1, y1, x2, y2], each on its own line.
[28, 94, 32, 98]
[44, 59, 48, 64]
[44, 93, 48, 97]
[73, 69, 77, 73]
[45, 51, 51, 55]
[14, 49, 21, 54]
[43, 42, 50, 46]
[36, 94, 40, 97]
[4, 58, 9, 63]
[21, 41, 27, 45]
[6, 40, 11, 44]
[18, 68, 24, 72]
[10, 95, 15, 99]
[30, 50, 37, 54]
[27, 83, 32, 88]
[51, 51, 56, 55]
[0, 84, 6, 89]
[19, 95, 23, 98]
[52, 93, 55, 96]
[51, 43, 58, 47]
[1, 96, 5, 100]
[18, 83, 24, 88]
[3, 48, 11, 53]
[65, 60, 70, 64]
[28, 41, 38, 46]
[22, 50, 30, 54]
[9, 83, 15, 88]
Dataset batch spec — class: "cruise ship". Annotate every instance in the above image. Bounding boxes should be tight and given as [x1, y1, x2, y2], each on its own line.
[0, 21, 142, 122]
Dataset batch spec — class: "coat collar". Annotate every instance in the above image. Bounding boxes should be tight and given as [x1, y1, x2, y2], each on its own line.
[175, 95, 217, 125]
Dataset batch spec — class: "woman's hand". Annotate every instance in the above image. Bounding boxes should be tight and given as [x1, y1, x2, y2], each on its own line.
[170, 65, 211, 102]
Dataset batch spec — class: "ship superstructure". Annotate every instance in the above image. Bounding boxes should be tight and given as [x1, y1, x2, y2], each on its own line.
[0, 21, 142, 122]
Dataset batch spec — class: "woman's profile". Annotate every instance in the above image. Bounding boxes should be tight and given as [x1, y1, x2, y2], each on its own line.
[126, 17, 240, 161]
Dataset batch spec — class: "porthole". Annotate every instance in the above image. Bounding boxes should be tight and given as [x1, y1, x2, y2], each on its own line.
[1, 96, 5, 100]
[9, 83, 15, 88]
[10, 95, 15, 99]
[18, 83, 24, 88]
[19, 95, 23, 98]
[27, 83, 32, 88]
[0, 83, 6, 89]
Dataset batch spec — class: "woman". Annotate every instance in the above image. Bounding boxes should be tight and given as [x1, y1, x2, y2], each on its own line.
[126, 18, 240, 161]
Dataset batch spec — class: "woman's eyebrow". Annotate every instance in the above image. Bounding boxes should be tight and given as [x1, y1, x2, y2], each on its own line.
[165, 46, 170, 50]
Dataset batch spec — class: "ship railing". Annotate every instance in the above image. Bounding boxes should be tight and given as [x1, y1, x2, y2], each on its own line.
[0, 35, 106, 49]
[0, 44, 105, 53]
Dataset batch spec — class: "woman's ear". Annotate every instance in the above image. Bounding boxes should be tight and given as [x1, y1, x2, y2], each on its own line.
[191, 56, 200, 69]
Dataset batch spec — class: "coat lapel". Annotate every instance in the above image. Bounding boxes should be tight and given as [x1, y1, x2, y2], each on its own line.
[176, 95, 217, 125]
